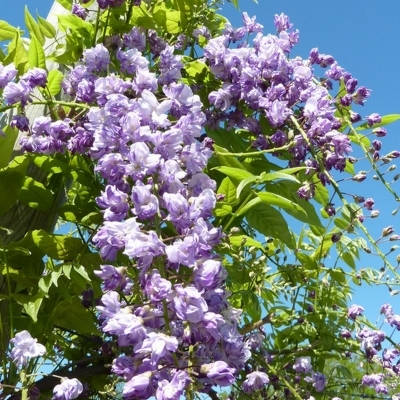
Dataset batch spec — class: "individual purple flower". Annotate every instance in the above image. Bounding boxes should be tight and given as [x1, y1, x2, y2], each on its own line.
[202, 361, 236, 386]
[3, 81, 32, 106]
[293, 356, 312, 373]
[9, 330, 46, 368]
[123, 372, 154, 399]
[362, 373, 383, 387]
[144, 270, 172, 302]
[96, 185, 129, 221]
[53, 378, 83, 400]
[367, 113, 381, 126]
[0, 63, 17, 88]
[348, 304, 364, 320]
[10, 115, 30, 132]
[94, 265, 127, 290]
[242, 371, 269, 393]
[131, 181, 159, 220]
[242, 12, 263, 34]
[83, 44, 110, 72]
[172, 284, 208, 323]
[274, 13, 293, 32]
[72, 3, 87, 19]
[156, 370, 189, 400]
[372, 127, 387, 137]
[353, 86, 371, 105]
[305, 372, 326, 392]
[194, 259, 227, 290]
[20, 68, 47, 88]
[134, 332, 178, 368]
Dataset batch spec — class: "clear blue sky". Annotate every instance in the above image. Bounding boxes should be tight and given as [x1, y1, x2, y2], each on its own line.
[2, 0, 400, 321]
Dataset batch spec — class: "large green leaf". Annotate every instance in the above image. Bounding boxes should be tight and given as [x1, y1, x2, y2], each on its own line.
[51, 297, 98, 333]
[129, 2, 155, 29]
[217, 177, 240, 207]
[153, 3, 183, 34]
[0, 20, 18, 41]
[258, 192, 307, 218]
[0, 155, 29, 216]
[25, 6, 45, 45]
[18, 177, 54, 210]
[213, 166, 255, 181]
[246, 203, 295, 249]
[28, 34, 46, 69]
[0, 123, 18, 169]
[47, 69, 64, 96]
[37, 15, 57, 39]
[55, 0, 73, 11]
[5, 30, 29, 72]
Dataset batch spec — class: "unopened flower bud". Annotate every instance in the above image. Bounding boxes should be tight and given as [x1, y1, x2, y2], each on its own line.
[372, 127, 387, 137]
[230, 227, 240, 235]
[373, 175, 379, 180]
[396, 254, 400, 264]
[371, 210, 380, 218]
[390, 246, 399, 252]
[389, 151, 400, 159]
[352, 173, 367, 182]
[331, 232, 342, 243]
[363, 247, 371, 253]
[382, 226, 395, 237]
[348, 156, 357, 164]
[390, 235, 400, 241]
[353, 195, 365, 203]
[216, 193, 225, 201]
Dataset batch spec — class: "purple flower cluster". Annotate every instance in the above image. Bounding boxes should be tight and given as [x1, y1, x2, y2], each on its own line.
[293, 356, 326, 392]
[18, 26, 250, 398]
[201, 14, 382, 200]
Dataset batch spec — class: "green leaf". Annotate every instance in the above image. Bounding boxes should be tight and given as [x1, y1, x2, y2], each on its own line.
[217, 177, 239, 207]
[32, 155, 68, 174]
[0, 124, 18, 168]
[55, 0, 73, 11]
[260, 169, 303, 183]
[0, 155, 29, 216]
[23, 230, 88, 261]
[333, 217, 350, 230]
[25, 6, 45, 45]
[329, 268, 346, 284]
[153, 4, 183, 34]
[37, 15, 57, 39]
[246, 204, 295, 249]
[14, 292, 44, 322]
[47, 69, 64, 96]
[258, 192, 307, 217]
[236, 175, 258, 198]
[5, 30, 29, 72]
[228, 235, 265, 250]
[341, 251, 356, 270]
[236, 196, 261, 216]
[241, 291, 261, 321]
[19, 177, 54, 210]
[213, 166, 255, 182]
[356, 114, 400, 131]
[312, 176, 330, 206]
[214, 203, 232, 217]
[51, 297, 97, 333]
[0, 20, 18, 41]
[58, 15, 93, 34]
[129, 2, 155, 29]
[28, 34, 46, 69]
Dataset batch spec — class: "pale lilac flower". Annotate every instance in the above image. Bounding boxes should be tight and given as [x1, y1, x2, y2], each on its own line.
[123, 372, 154, 399]
[293, 356, 312, 373]
[53, 378, 83, 400]
[156, 370, 189, 400]
[202, 360, 236, 386]
[242, 371, 269, 393]
[0, 63, 17, 88]
[305, 372, 326, 392]
[9, 330, 46, 368]
[348, 304, 364, 320]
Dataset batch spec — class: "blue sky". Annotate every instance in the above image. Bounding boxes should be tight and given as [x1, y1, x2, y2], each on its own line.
[2, 0, 400, 321]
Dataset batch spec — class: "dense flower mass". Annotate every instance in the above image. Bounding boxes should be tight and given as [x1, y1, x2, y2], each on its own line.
[3, 4, 400, 399]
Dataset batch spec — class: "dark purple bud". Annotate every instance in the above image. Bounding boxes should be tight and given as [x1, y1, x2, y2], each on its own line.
[331, 232, 342, 243]
[367, 113, 381, 126]
[373, 127, 387, 137]
[349, 111, 361, 123]
[324, 203, 336, 216]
